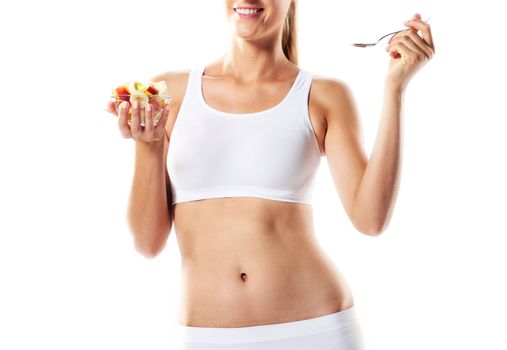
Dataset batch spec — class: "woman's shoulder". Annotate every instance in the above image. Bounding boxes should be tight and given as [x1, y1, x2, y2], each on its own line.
[307, 71, 355, 120]
[309, 71, 352, 100]
[148, 68, 193, 104]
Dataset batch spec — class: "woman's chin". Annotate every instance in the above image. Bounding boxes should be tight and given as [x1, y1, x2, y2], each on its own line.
[229, 23, 261, 36]
[232, 27, 262, 40]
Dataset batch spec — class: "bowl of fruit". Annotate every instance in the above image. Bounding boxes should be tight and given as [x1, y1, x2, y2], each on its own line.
[111, 80, 171, 127]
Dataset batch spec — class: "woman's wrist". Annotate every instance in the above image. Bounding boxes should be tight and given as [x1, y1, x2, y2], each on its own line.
[384, 79, 405, 97]
[135, 138, 165, 157]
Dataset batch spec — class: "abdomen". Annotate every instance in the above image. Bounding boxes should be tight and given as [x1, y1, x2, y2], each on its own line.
[173, 198, 355, 327]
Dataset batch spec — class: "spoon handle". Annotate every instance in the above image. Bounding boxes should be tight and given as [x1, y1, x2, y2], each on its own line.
[377, 17, 431, 43]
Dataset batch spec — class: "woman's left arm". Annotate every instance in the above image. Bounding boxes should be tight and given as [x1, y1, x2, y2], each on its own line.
[353, 13, 435, 235]
[323, 14, 434, 236]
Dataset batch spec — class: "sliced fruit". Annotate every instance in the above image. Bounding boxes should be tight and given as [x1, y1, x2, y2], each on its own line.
[129, 90, 149, 108]
[115, 86, 129, 95]
[134, 81, 145, 92]
[152, 81, 168, 95]
[126, 82, 137, 94]
[114, 86, 130, 101]
[113, 81, 170, 124]
[145, 85, 158, 96]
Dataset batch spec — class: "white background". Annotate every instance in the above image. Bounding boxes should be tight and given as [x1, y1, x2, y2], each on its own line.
[1, 1, 506, 349]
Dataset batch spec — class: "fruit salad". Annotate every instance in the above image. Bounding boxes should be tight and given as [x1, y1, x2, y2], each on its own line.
[111, 80, 171, 126]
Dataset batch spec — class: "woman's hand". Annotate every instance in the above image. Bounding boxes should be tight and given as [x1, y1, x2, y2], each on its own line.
[384, 13, 435, 91]
[105, 100, 170, 142]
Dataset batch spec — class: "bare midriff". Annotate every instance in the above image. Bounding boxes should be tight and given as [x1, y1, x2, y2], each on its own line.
[172, 197, 355, 328]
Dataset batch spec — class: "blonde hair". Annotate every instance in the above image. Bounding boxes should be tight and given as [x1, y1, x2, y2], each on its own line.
[282, 1, 298, 65]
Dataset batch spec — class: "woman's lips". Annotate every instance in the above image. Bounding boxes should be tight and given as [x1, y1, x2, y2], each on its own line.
[234, 8, 264, 18]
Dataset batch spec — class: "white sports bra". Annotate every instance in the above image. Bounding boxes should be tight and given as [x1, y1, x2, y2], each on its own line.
[167, 65, 322, 205]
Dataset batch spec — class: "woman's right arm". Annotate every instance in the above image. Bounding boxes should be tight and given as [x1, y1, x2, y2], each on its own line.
[128, 137, 171, 258]
[106, 82, 172, 258]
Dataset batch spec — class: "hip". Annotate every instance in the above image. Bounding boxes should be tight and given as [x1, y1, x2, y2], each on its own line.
[176, 305, 365, 350]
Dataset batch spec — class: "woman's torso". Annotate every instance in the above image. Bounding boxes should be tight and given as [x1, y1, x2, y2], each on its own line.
[163, 63, 354, 327]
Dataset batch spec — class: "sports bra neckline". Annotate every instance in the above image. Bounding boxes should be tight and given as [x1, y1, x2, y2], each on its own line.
[197, 65, 304, 117]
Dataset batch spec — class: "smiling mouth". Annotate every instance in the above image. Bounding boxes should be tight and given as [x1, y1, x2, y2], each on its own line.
[233, 8, 264, 14]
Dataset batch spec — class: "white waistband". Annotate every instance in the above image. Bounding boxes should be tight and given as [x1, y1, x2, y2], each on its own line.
[176, 306, 358, 344]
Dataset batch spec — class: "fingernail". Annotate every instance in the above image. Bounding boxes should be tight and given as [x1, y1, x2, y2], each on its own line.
[403, 20, 410, 25]
[134, 102, 138, 109]
[146, 104, 152, 112]
[122, 102, 128, 109]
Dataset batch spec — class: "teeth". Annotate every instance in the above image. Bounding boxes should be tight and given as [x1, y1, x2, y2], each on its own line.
[235, 8, 261, 14]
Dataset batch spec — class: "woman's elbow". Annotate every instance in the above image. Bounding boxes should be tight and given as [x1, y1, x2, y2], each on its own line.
[135, 240, 165, 258]
[134, 232, 169, 258]
[352, 218, 385, 237]
[131, 224, 171, 258]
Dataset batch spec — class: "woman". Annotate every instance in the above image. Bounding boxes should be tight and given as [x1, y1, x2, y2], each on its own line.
[106, 1, 434, 349]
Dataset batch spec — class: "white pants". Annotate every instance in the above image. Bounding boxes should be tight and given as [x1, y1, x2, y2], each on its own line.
[176, 306, 366, 349]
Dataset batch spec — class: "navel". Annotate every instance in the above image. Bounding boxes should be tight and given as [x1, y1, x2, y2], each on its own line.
[240, 272, 248, 282]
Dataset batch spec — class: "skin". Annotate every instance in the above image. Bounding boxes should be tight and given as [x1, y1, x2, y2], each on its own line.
[105, 4, 434, 327]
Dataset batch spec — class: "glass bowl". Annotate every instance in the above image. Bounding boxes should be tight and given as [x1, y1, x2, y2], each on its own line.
[110, 93, 171, 127]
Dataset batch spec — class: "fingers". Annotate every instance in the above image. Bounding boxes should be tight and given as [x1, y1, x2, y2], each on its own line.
[403, 16, 435, 53]
[387, 28, 433, 60]
[130, 101, 143, 139]
[105, 101, 119, 116]
[116, 100, 170, 142]
[118, 101, 132, 138]
[387, 42, 412, 63]
[154, 104, 170, 136]
[387, 14, 434, 60]
[405, 29, 434, 59]
[144, 103, 155, 137]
